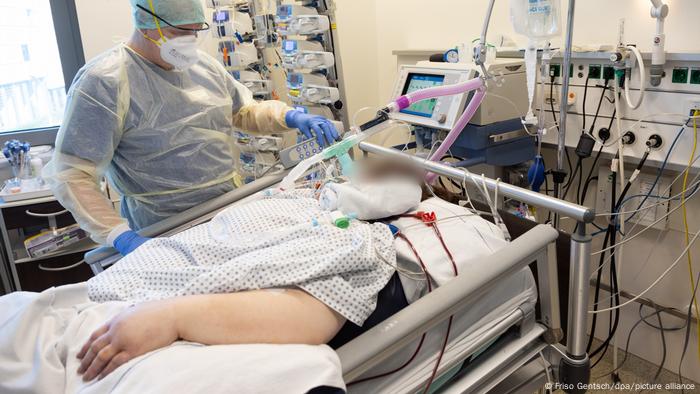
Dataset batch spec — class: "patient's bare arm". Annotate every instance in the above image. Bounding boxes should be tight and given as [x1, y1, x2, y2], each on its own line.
[77, 289, 345, 381]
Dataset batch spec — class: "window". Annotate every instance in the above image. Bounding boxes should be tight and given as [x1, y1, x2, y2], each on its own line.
[0, 0, 84, 140]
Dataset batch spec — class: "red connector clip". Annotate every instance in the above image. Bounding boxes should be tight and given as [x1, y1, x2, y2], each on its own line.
[416, 211, 436, 224]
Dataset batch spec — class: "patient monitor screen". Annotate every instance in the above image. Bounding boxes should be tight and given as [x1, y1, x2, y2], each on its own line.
[400, 73, 445, 118]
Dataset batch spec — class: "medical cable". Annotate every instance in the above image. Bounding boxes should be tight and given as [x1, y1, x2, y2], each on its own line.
[593, 154, 700, 256]
[374, 244, 426, 281]
[38, 260, 86, 272]
[459, 178, 480, 218]
[592, 154, 700, 257]
[562, 158, 582, 201]
[351, 106, 383, 129]
[378, 121, 414, 152]
[411, 213, 459, 394]
[578, 79, 614, 204]
[587, 178, 700, 290]
[587, 168, 620, 358]
[652, 305, 668, 385]
[587, 78, 612, 136]
[582, 77, 590, 133]
[347, 233, 431, 386]
[592, 305, 673, 379]
[579, 164, 600, 205]
[472, 173, 510, 241]
[626, 124, 685, 223]
[589, 227, 700, 314]
[588, 148, 652, 357]
[609, 155, 700, 219]
[682, 110, 700, 362]
[424, 156, 500, 238]
[623, 45, 646, 110]
[484, 92, 537, 137]
[349, 218, 459, 389]
[608, 180, 700, 218]
[639, 303, 688, 332]
[451, 167, 509, 241]
[549, 77, 573, 182]
[677, 267, 700, 393]
[539, 351, 554, 394]
[258, 160, 282, 178]
[437, 156, 468, 197]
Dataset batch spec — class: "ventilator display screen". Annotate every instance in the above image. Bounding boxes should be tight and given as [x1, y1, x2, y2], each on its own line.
[400, 73, 445, 118]
[214, 11, 229, 22]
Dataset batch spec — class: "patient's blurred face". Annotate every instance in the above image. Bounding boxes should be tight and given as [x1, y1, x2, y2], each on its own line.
[355, 158, 458, 203]
[356, 158, 426, 184]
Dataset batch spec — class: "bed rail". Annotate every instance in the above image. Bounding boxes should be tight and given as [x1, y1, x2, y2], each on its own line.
[338, 224, 558, 382]
[358, 142, 594, 223]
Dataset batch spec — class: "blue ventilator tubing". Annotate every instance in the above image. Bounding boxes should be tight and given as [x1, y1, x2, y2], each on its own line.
[528, 155, 546, 192]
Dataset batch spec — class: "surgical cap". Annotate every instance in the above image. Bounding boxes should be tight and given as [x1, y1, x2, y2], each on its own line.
[130, 0, 206, 30]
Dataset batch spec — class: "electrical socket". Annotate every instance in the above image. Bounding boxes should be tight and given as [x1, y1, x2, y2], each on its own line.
[686, 99, 700, 126]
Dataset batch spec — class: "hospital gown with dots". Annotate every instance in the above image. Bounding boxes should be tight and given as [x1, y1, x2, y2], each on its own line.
[88, 189, 396, 325]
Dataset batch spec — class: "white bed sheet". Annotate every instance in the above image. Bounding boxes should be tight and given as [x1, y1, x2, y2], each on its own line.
[347, 266, 537, 393]
[0, 283, 345, 394]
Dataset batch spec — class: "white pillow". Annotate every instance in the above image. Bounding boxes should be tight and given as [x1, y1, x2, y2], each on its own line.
[319, 178, 422, 220]
[390, 197, 509, 303]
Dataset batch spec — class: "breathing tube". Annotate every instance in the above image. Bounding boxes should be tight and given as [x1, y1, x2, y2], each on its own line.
[384, 77, 487, 183]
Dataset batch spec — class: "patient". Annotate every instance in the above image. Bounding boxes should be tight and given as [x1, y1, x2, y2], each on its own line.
[0, 158, 447, 391]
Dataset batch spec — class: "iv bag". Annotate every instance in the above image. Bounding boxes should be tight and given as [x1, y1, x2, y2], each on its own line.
[510, 0, 562, 41]
[510, 0, 562, 124]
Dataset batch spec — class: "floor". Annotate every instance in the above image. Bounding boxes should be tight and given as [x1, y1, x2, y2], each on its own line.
[587, 350, 698, 393]
[550, 341, 700, 393]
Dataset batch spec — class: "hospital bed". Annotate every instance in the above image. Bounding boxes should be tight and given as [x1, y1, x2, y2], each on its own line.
[85, 142, 595, 394]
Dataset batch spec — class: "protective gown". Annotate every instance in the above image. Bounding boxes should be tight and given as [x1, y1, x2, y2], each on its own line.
[44, 44, 293, 244]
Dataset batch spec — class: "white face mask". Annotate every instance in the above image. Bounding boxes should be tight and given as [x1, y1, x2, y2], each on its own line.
[159, 35, 200, 71]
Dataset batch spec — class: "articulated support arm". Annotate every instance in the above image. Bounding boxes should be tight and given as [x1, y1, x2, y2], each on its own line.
[649, 0, 669, 87]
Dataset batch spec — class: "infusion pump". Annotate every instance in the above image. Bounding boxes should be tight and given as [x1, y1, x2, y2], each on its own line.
[390, 59, 528, 130]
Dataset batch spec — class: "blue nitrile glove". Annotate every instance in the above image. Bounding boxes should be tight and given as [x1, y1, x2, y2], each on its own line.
[285, 110, 340, 147]
[113, 230, 151, 256]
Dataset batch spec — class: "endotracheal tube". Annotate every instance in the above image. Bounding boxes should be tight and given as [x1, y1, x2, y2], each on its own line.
[279, 112, 394, 190]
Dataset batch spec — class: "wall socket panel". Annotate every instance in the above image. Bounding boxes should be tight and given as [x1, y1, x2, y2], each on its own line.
[687, 99, 700, 126]
[596, 163, 672, 230]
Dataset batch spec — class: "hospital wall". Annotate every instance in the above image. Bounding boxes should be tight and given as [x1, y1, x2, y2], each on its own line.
[356, 0, 700, 383]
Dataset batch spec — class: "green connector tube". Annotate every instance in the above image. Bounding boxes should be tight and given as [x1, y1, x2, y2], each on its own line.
[322, 135, 359, 159]
[337, 153, 354, 177]
[334, 216, 350, 229]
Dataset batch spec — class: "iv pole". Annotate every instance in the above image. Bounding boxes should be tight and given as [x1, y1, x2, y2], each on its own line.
[553, 0, 576, 229]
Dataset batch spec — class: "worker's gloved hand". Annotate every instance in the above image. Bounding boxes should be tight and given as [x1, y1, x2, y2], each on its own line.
[113, 230, 151, 256]
[285, 111, 340, 148]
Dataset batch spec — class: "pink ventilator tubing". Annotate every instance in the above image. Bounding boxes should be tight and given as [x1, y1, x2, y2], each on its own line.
[390, 77, 487, 183]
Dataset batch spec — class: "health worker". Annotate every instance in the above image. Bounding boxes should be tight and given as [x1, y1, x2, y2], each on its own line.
[44, 0, 339, 256]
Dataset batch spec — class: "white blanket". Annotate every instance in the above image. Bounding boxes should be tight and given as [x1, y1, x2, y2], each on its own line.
[391, 197, 509, 303]
[0, 283, 345, 394]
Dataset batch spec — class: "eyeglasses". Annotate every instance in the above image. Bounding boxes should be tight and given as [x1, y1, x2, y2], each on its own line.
[136, 4, 210, 34]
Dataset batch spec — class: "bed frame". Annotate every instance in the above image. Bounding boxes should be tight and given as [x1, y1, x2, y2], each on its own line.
[85, 142, 595, 394]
